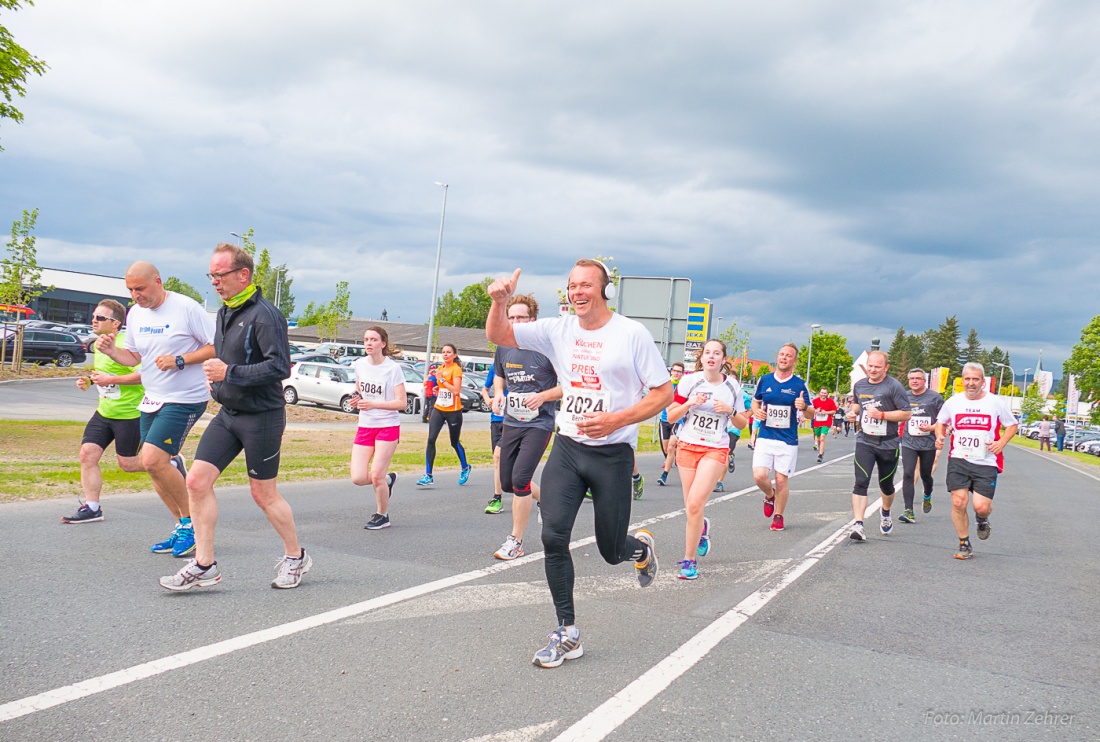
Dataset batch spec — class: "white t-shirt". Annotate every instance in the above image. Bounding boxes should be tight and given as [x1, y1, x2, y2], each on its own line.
[124, 292, 215, 405]
[351, 356, 406, 428]
[674, 372, 746, 448]
[936, 392, 1018, 470]
[513, 312, 671, 448]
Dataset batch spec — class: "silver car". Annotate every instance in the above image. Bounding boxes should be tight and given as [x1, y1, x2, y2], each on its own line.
[282, 362, 359, 414]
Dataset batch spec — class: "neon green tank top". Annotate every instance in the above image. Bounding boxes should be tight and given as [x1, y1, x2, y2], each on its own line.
[93, 332, 143, 419]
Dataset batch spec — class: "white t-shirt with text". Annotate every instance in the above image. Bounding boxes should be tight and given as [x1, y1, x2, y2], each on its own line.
[351, 356, 406, 428]
[513, 313, 670, 448]
[936, 392, 1018, 470]
[124, 292, 215, 405]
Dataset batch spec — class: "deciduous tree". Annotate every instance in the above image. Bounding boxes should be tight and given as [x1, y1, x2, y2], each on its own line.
[0, 1, 47, 151]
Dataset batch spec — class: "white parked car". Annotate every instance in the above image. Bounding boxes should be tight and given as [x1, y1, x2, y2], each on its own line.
[398, 364, 425, 416]
[282, 362, 359, 414]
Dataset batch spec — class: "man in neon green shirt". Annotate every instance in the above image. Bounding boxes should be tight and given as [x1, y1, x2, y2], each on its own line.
[62, 300, 147, 523]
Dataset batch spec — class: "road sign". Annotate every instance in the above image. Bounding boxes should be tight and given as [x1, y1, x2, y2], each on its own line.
[616, 276, 693, 367]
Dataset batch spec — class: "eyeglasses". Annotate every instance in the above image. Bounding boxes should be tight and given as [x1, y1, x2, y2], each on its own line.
[206, 269, 241, 281]
[92, 314, 117, 323]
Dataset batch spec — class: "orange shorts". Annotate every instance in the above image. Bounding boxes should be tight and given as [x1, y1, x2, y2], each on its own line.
[676, 442, 729, 470]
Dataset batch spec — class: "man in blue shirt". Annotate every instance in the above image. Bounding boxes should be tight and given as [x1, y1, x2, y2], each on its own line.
[751, 343, 810, 532]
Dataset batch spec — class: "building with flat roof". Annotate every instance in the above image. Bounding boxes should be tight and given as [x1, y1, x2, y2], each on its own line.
[14, 268, 131, 325]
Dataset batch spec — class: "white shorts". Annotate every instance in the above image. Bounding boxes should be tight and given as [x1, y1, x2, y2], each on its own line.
[751, 437, 799, 477]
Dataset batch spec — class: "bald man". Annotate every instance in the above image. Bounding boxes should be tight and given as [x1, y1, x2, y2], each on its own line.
[96, 261, 216, 558]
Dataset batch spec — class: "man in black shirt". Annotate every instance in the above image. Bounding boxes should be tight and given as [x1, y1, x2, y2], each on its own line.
[160, 243, 311, 591]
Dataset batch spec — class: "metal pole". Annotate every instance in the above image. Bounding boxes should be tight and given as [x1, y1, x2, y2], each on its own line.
[835, 365, 842, 396]
[806, 324, 820, 385]
[424, 183, 448, 382]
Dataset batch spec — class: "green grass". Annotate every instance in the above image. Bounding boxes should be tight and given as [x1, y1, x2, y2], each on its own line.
[0, 420, 667, 503]
[1010, 434, 1100, 468]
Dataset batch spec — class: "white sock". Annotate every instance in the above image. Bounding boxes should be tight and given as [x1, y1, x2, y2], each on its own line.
[86, 502, 101, 512]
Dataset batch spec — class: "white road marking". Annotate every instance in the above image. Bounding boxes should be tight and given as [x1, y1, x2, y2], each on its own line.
[551, 496, 881, 742]
[1013, 444, 1100, 483]
[463, 720, 559, 742]
[0, 454, 854, 724]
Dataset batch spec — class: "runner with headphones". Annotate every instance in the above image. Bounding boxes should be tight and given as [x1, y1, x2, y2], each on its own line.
[486, 259, 672, 668]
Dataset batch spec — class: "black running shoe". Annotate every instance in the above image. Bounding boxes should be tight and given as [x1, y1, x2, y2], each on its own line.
[365, 513, 390, 530]
[62, 503, 104, 524]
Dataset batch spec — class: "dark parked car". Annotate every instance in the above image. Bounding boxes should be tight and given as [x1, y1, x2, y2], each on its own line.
[3, 328, 88, 367]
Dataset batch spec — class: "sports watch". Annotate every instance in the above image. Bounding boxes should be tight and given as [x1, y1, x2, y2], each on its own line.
[175, 356, 185, 370]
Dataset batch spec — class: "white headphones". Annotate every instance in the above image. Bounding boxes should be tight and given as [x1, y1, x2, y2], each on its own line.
[596, 261, 617, 300]
[567, 260, 617, 304]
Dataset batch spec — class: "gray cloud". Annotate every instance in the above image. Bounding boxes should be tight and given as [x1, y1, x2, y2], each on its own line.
[2, 0, 1096, 373]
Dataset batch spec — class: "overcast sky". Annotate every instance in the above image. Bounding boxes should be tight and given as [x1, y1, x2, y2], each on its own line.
[2, 1, 1096, 374]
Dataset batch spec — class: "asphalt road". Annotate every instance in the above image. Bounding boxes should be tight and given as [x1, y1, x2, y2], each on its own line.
[2, 429, 1097, 741]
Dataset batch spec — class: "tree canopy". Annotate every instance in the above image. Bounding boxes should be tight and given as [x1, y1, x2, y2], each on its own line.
[435, 277, 493, 328]
[298, 281, 352, 342]
[239, 228, 296, 317]
[163, 277, 203, 304]
[0, 207, 51, 307]
[1065, 313, 1100, 403]
[798, 330, 855, 393]
[0, 1, 47, 151]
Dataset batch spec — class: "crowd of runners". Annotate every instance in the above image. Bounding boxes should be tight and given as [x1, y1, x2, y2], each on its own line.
[59, 252, 1020, 666]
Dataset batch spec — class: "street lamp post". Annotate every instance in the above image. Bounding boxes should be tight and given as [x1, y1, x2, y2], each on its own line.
[806, 323, 821, 386]
[991, 362, 1015, 397]
[230, 232, 243, 246]
[835, 365, 843, 396]
[1024, 368, 1032, 396]
[424, 183, 448, 383]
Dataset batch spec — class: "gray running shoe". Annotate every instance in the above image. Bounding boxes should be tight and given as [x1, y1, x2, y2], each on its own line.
[531, 625, 583, 668]
[160, 559, 221, 591]
[634, 530, 658, 587]
[976, 519, 992, 540]
[849, 523, 866, 542]
[272, 549, 312, 589]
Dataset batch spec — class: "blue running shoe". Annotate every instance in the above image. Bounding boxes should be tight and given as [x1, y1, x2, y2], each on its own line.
[677, 559, 698, 580]
[459, 465, 472, 486]
[416, 474, 434, 487]
[150, 524, 181, 554]
[697, 516, 711, 557]
[712, 481, 724, 493]
[172, 526, 196, 557]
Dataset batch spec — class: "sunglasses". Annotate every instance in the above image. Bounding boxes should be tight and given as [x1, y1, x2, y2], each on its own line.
[92, 314, 118, 323]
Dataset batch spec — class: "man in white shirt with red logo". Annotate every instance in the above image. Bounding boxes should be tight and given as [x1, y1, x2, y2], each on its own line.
[486, 259, 672, 669]
[935, 362, 1018, 560]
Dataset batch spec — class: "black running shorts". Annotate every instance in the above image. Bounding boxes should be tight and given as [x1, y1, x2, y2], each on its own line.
[194, 407, 286, 481]
[945, 458, 998, 499]
[82, 411, 141, 458]
[499, 425, 553, 496]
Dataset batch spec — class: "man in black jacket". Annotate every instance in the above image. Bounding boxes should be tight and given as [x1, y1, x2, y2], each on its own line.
[160, 243, 311, 591]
